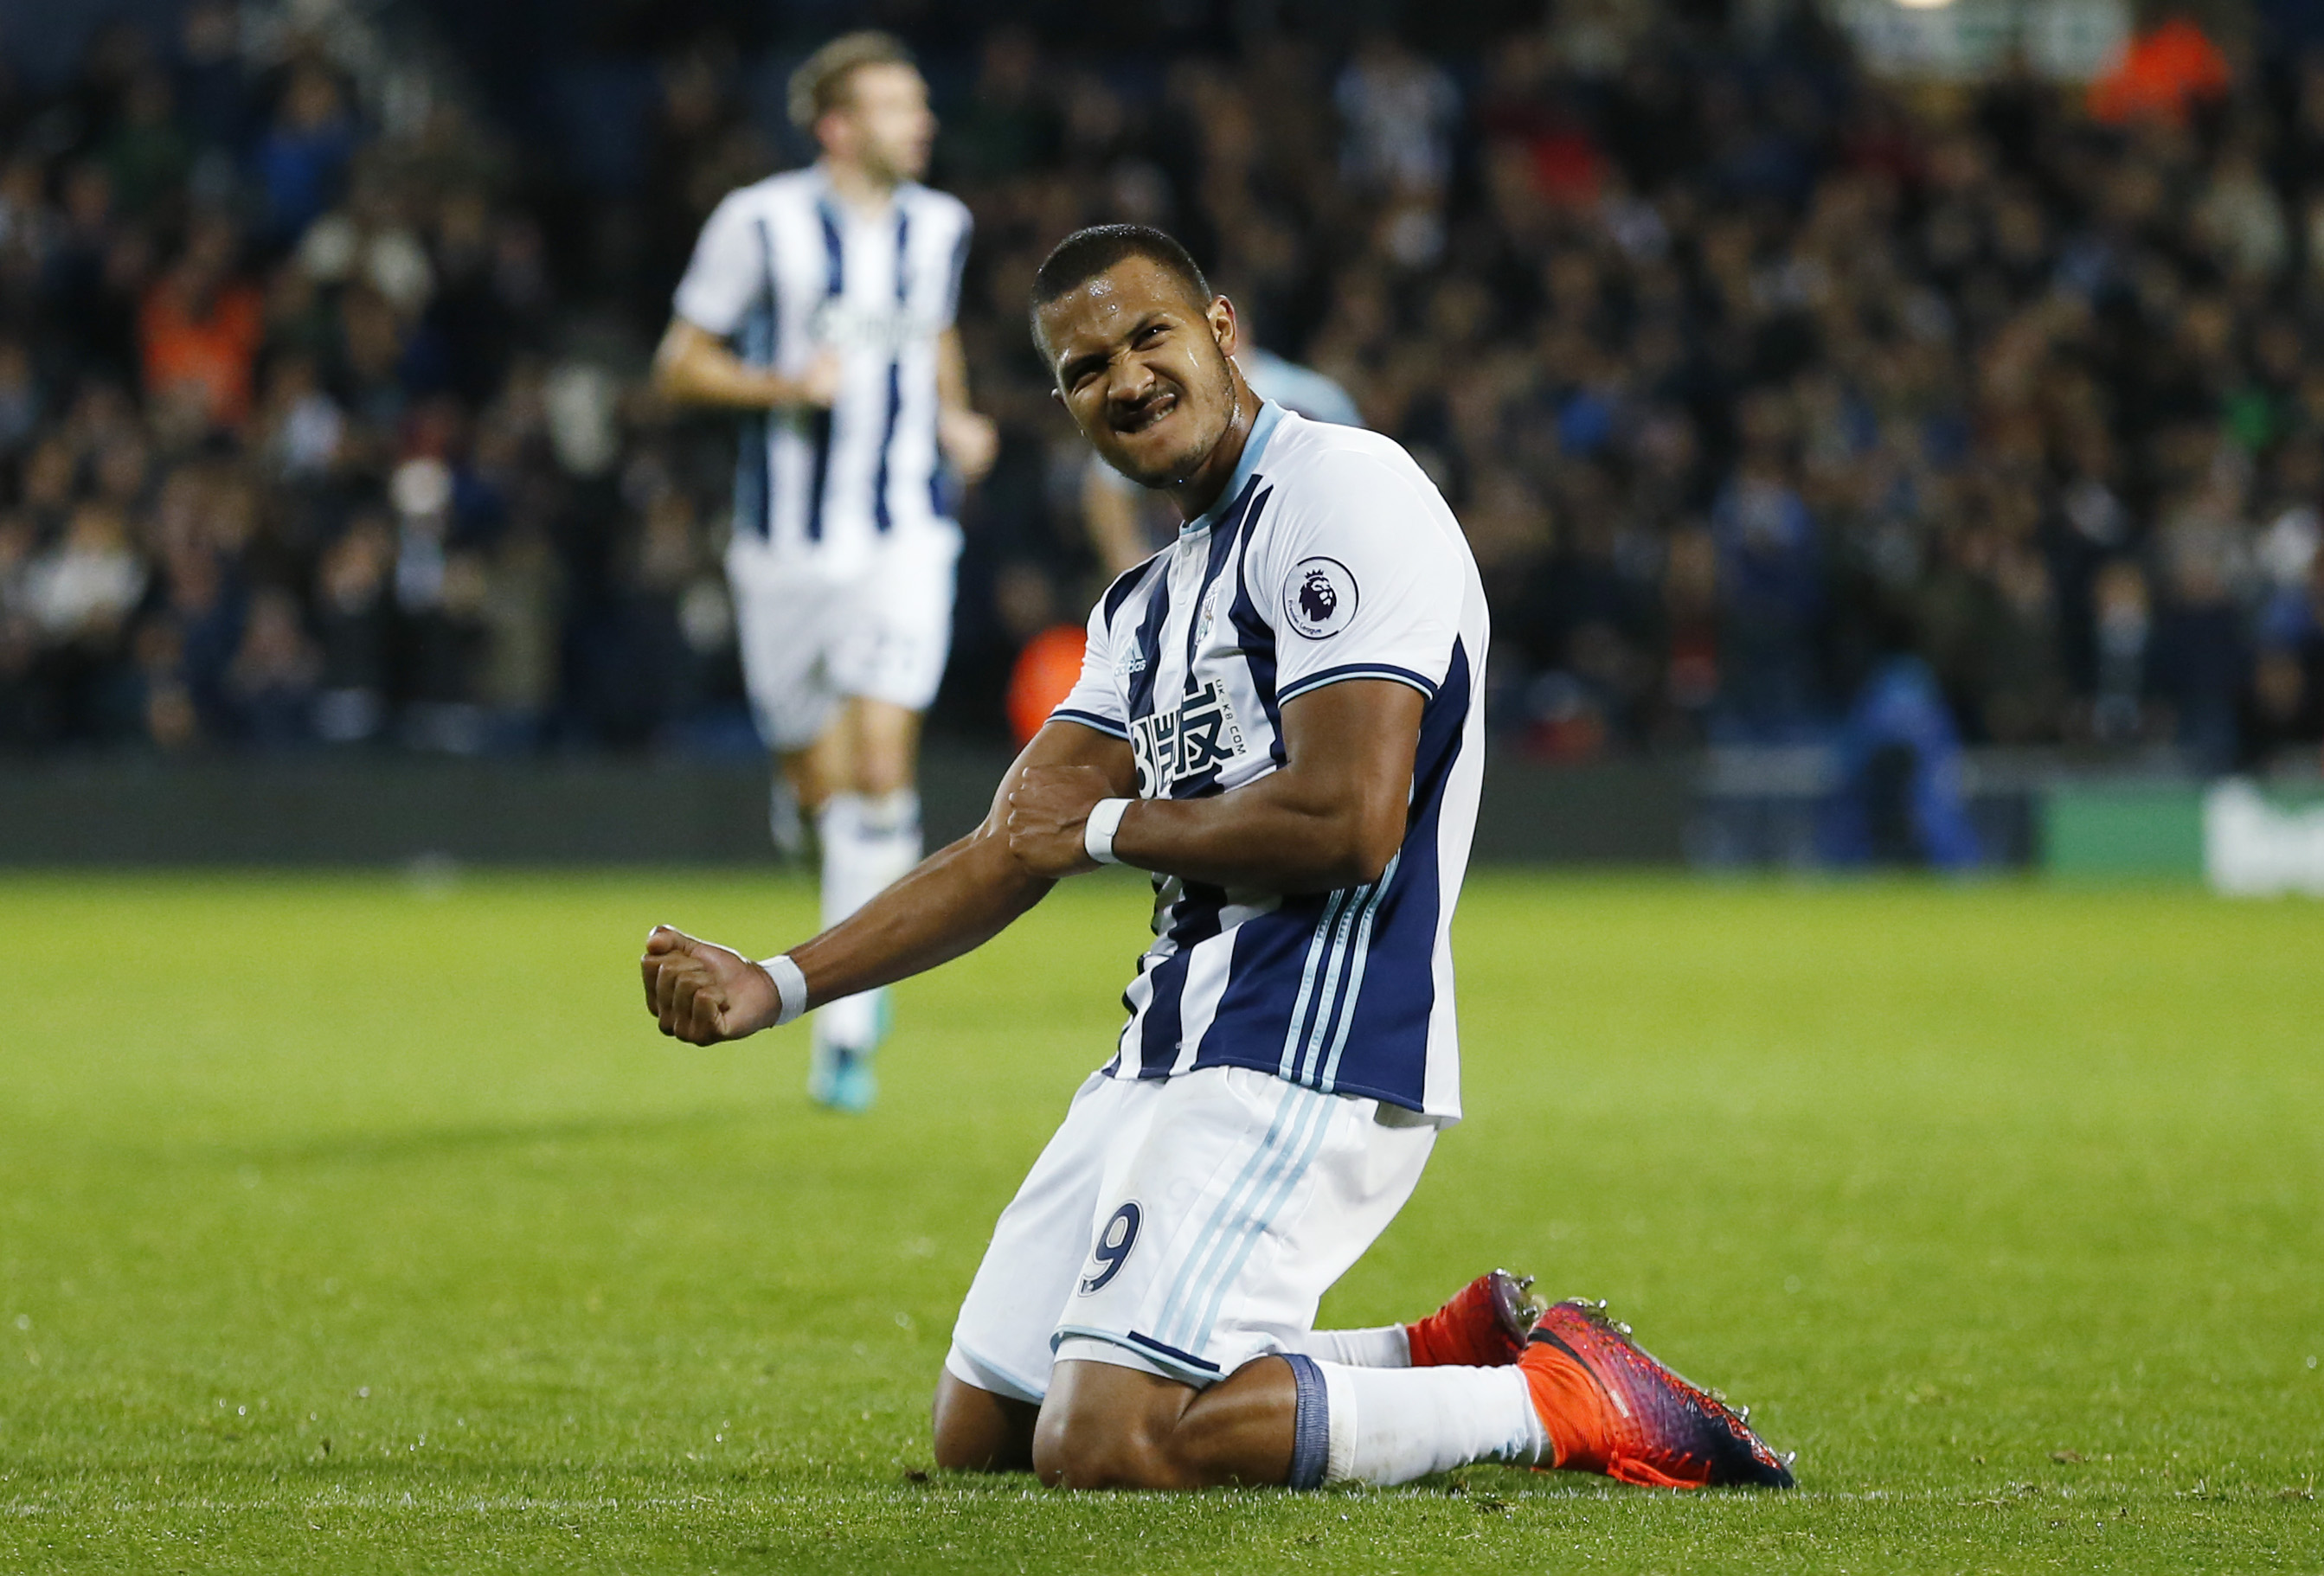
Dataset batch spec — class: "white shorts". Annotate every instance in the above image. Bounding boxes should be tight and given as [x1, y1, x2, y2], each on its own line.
[945, 1065, 1436, 1402]
[726, 533, 960, 752]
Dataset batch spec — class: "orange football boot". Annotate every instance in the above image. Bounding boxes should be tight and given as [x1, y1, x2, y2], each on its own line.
[1519, 1297, 1795, 1489]
[1404, 1269, 1544, 1368]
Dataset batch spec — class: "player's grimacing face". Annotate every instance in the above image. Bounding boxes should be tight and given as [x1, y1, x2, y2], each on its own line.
[1040, 258, 1240, 490]
[829, 63, 934, 183]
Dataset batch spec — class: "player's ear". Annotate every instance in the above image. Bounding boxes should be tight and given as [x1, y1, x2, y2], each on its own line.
[1209, 294, 1239, 359]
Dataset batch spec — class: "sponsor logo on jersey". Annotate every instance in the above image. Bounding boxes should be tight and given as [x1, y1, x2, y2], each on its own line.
[1131, 677, 1246, 798]
[1283, 555, 1358, 638]
[807, 298, 939, 355]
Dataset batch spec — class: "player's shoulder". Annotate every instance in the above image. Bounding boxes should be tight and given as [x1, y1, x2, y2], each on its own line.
[1098, 549, 1167, 625]
[1260, 411, 1448, 514]
[1249, 411, 1473, 589]
[708, 167, 821, 224]
[896, 181, 973, 232]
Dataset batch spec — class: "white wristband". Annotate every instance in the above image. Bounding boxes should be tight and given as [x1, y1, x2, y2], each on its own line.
[1084, 798, 1133, 865]
[757, 953, 809, 1027]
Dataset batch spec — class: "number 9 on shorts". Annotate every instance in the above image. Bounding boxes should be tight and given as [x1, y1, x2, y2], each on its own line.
[1080, 1201, 1141, 1295]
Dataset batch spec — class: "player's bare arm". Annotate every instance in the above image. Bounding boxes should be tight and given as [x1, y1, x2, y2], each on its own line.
[934, 327, 998, 483]
[1079, 463, 1152, 576]
[651, 317, 841, 412]
[646, 669, 1416, 1041]
[640, 718, 1131, 1045]
[1007, 678, 1421, 889]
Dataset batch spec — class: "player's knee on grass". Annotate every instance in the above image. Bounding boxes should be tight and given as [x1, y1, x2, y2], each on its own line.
[1031, 1357, 1293, 1491]
[930, 1370, 1037, 1473]
[1030, 1395, 1182, 1490]
[1031, 1358, 1182, 1490]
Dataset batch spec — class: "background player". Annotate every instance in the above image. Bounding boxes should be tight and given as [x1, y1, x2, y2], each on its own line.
[652, 32, 998, 1113]
[639, 225, 1792, 1492]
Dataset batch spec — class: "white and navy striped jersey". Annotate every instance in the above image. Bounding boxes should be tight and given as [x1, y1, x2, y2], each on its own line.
[1050, 403, 1489, 1121]
[672, 164, 972, 573]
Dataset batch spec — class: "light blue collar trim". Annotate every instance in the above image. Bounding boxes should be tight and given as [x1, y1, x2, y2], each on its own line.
[1181, 400, 1286, 537]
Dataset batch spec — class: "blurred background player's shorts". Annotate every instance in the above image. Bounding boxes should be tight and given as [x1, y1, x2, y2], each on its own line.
[728, 534, 960, 752]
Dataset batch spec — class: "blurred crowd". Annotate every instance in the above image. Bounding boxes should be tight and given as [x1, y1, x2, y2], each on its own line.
[3, 1, 2322, 775]
[0, 2, 736, 756]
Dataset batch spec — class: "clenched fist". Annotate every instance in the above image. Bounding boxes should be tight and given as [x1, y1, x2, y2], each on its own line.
[639, 925, 783, 1044]
[1005, 764, 1119, 878]
[938, 407, 999, 484]
[793, 350, 844, 408]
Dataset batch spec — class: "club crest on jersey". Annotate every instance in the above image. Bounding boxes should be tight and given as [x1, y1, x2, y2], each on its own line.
[1131, 677, 1246, 797]
[1195, 584, 1221, 651]
[1283, 556, 1358, 639]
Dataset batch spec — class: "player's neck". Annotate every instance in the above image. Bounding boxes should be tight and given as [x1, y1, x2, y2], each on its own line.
[1166, 379, 1260, 524]
[821, 157, 898, 216]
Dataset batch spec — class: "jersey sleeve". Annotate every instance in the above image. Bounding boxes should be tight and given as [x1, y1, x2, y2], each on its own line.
[671, 192, 765, 339]
[1251, 451, 1463, 707]
[1047, 593, 1130, 740]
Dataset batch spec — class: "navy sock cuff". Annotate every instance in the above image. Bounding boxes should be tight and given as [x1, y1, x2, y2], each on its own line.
[1283, 1352, 1330, 1490]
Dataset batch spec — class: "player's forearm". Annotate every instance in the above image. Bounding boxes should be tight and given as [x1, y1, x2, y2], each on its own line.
[936, 329, 973, 413]
[653, 344, 797, 410]
[787, 826, 1050, 1008]
[1111, 775, 1395, 894]
[1097, 683, 1416, 892]
[652, 318, 824, 412]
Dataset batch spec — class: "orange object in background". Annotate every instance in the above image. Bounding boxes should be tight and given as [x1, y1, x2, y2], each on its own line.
[141, 279, 263, 429]
[1007, 623, 1088, 746]
[2087, 16, 2231, 128]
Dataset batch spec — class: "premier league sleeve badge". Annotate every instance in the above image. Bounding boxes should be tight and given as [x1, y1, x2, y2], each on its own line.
[1282, 556, 1358, 639]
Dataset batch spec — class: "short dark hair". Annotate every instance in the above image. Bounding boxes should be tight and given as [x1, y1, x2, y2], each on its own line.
[1029, 224, 1213, 343]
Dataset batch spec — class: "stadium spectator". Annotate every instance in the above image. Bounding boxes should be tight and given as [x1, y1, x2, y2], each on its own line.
[2087, 9, 2232, 129]
[140, 214, 261, 429]
[0, 336, 42, 454]
[254, 61, 356, 244]
[2148, 522, 2250, 773]
[1711, 391, 1823, 742]
[226, 581, 319, 747]
[1335, 29, 1460, 195]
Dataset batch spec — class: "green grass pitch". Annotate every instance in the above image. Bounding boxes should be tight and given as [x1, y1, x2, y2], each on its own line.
[3, 868, 2321, 1573]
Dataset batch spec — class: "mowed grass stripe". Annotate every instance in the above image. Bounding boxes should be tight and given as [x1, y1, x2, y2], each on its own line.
[2, 870, 2320, 1573]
